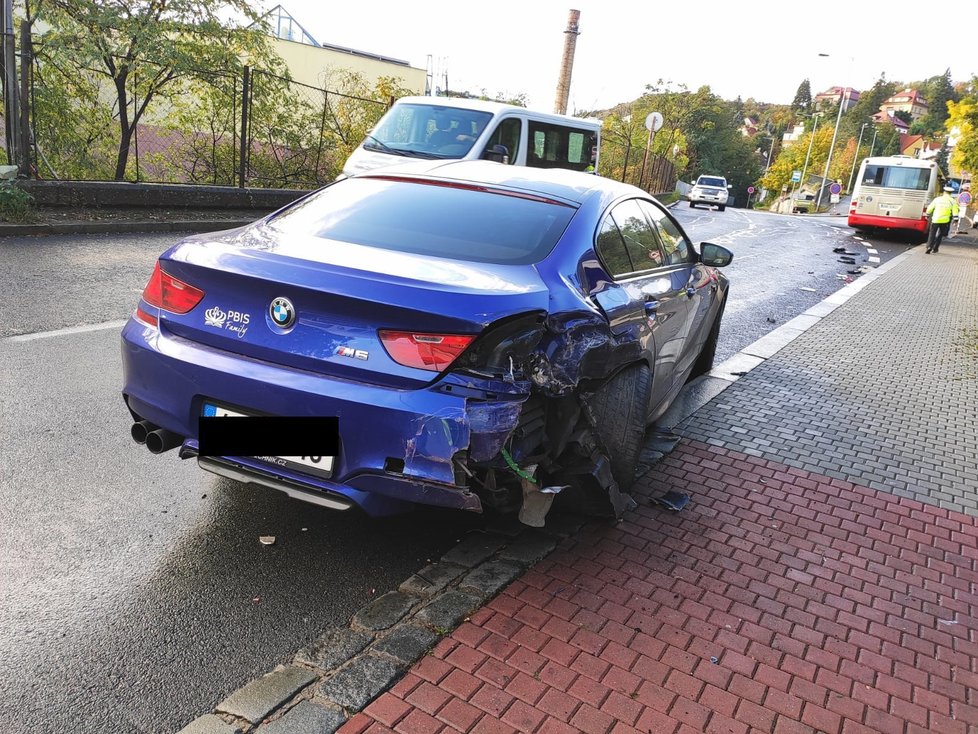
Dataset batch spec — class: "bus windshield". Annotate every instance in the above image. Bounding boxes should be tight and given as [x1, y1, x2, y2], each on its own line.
[861, 164, 931, 190]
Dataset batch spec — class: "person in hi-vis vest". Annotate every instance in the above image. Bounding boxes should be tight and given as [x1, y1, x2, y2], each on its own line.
[925, 186, 959, 253]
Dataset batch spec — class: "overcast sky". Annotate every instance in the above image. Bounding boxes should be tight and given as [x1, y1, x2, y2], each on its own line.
[265, 1, 976, 112]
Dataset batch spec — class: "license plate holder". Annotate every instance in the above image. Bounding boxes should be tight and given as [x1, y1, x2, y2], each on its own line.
[201, 402, 335, 479]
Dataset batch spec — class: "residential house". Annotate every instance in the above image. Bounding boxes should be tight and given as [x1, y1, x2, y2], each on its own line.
[872, 110, 910, 135]
[741, 116, 759, 137]
[900, 134, 925, 158]
[878, 89, 928, 121]
[814, 87, 860, 111]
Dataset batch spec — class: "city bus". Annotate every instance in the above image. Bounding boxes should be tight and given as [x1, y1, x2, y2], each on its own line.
[848, 155, 940, 239]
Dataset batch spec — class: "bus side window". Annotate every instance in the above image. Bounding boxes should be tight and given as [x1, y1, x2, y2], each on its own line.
[483, 118, 521, 163]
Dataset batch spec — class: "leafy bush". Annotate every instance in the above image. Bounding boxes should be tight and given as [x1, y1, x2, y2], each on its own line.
[0, 181, 35, 222]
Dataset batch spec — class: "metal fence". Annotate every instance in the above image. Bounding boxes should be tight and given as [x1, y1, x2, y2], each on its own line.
[22, 44, 391, 189]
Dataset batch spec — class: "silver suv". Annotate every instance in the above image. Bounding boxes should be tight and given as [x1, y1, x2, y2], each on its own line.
[689, 175, 730, 211]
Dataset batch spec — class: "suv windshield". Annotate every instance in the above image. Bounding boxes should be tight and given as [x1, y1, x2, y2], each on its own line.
[697, 177, 726, 188]
[363, 104, 494, 160]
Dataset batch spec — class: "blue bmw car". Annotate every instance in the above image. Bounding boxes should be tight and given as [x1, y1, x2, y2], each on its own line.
[122, 161, 731, 521]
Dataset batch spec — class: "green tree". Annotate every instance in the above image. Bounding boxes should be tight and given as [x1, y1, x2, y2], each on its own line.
[33, 0, 274, 181]
[791, 79, 813, 115]
[947, 94, 978, 175]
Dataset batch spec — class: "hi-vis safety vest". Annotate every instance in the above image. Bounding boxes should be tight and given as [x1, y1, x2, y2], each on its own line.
[927, 193, 959, 224]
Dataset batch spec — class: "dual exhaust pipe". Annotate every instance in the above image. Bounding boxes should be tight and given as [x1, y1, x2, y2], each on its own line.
[131, 419, 182, 454]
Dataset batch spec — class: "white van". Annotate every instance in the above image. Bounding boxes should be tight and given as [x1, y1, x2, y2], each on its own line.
[341, 96, 601, 178]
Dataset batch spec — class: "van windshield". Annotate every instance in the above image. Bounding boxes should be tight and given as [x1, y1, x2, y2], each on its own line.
[364, 103, 494, 160]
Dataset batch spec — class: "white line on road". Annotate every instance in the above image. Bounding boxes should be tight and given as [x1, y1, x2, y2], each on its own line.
[868, 256, 881, 263]
[5, 319, 128, 343]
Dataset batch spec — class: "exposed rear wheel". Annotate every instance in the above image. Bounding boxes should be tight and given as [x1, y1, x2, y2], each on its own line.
[585, 363, 651, 492]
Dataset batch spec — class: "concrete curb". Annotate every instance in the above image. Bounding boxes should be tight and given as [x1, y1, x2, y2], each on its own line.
[0, 219, 255, 237]
[176, 519, 586, 733]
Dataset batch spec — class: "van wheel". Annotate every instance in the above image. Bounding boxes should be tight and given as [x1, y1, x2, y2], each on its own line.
[689, 202, 696, 208]
[718, 204, 726, 212]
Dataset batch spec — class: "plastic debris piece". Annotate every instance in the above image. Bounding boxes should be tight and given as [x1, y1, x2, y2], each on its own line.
[651, 491, 691, 512]
[800, 287, 817, 292]
[259, 535, 276, 545]
[518, 467, 557, 527]
[832, 247, 846, 253]
[938, 618, 958, 625]
[710, 656, 719, 664]
[766, 317, 777, 323]
[847, 269, 862, 275]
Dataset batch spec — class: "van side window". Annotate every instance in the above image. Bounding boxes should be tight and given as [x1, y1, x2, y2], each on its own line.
[528, 121, 597, 172]
[483, 118, 521, 163]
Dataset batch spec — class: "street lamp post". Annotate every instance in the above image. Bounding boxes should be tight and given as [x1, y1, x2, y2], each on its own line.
[847, 122, 869, 193]
[868, 126, 878, 157]
[793, 112, 823, 213]
[815, 86, 848, 211]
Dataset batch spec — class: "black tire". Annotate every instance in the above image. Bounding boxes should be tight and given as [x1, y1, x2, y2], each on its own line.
[689, 299, 725, 381]
[718, 204, 726, 212]
[586, 363, 651, 492]
[689, 202, 696, 208]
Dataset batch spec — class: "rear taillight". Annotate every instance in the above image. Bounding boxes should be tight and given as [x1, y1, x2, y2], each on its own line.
[140, 261, 205, 314]
[379, 330, 475, 372]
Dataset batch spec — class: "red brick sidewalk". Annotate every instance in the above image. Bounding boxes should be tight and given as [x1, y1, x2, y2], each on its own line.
[342, 440, 978, 734]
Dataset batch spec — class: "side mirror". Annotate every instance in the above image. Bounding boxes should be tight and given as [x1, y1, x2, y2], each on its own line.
[700, 242, 733, 267]
[483, 144, 509, 164]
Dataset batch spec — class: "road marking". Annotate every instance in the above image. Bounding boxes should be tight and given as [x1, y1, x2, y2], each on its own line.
[868, 256, 881, 263]
[866, 247, 878, 254]
[5, 319, 128, 343]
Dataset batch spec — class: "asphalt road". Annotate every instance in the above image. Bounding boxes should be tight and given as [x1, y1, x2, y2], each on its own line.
[0, 213, 914, 734]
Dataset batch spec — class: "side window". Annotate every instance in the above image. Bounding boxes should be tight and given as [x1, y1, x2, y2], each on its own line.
[595, 216, 634, 278]
[642, 201, 692, 265]
[527, 121, 596, 172]
[612, 199, 665, 271]
[483, 118, 521, 163]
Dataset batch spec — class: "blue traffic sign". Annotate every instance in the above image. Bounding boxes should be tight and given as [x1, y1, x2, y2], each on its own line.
[829, 182, 843, 195]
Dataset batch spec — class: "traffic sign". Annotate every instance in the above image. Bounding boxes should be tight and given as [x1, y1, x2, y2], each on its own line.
[959, 191, 972, 205]
[644, 112, 663, 132]
[791, 170, 801, 183]
[747, 186, 755, 194]
[829, 182, 843, 195]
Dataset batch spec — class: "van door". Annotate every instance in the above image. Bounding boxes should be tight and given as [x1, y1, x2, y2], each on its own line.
[481, 117, 522, 164]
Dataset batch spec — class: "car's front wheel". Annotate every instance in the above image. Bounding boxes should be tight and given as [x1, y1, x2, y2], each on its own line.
[718, 204, 726, 212]
[689, 201, 696, 208]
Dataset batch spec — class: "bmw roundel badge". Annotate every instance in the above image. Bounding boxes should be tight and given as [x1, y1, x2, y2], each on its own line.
[269, 296, 296, 329]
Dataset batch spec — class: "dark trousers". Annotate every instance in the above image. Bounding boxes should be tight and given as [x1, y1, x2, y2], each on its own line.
[927, 221, 950, 251]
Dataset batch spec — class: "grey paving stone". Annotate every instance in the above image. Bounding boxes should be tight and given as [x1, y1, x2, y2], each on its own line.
[318, 655, 403, 711]
[416, 590, 482, 631]
[176, 714, 241, 734]
[257, 701, 346, 734]
[217, 666, 317, 723]
[371, 623, 441, 664]
[398, 562, 466, 598]
[294, 628, 373, 671]
[458, 560, 523, 598]
[351, 591, 417, 632]
[440, 533, 507, 568]
[496, 530, 559, 566]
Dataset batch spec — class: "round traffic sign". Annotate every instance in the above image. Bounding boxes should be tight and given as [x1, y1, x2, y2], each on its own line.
[829, 182, 842, 195]
[959, 191, 972, 205]
[747, 186, 755, 194]
[644, 112, 664, 132]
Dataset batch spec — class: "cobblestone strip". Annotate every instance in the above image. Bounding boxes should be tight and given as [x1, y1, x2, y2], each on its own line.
[175, 521, 575, 733]
[346, 439, 978, 734]
[682, 241, 978, 515]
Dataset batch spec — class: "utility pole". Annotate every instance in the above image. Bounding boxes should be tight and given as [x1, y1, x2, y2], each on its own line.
[868, 126, 878, 157]
[816, 87, 848, 211]
[846, 122, 869, 193]
[553, 9, 580, 115]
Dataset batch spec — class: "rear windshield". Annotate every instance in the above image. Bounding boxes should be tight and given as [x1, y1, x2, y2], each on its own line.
[266, 177, 576, 265]
[697, 177, 725, 187]
[861, 165, 932, 190]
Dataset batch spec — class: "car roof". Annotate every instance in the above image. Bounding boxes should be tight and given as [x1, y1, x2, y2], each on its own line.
[353, 160, 643, 207]
[391, 96, 601, 128]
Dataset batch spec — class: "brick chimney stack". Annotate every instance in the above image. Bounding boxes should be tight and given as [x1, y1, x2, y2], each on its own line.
[553, 9, 580, 115]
